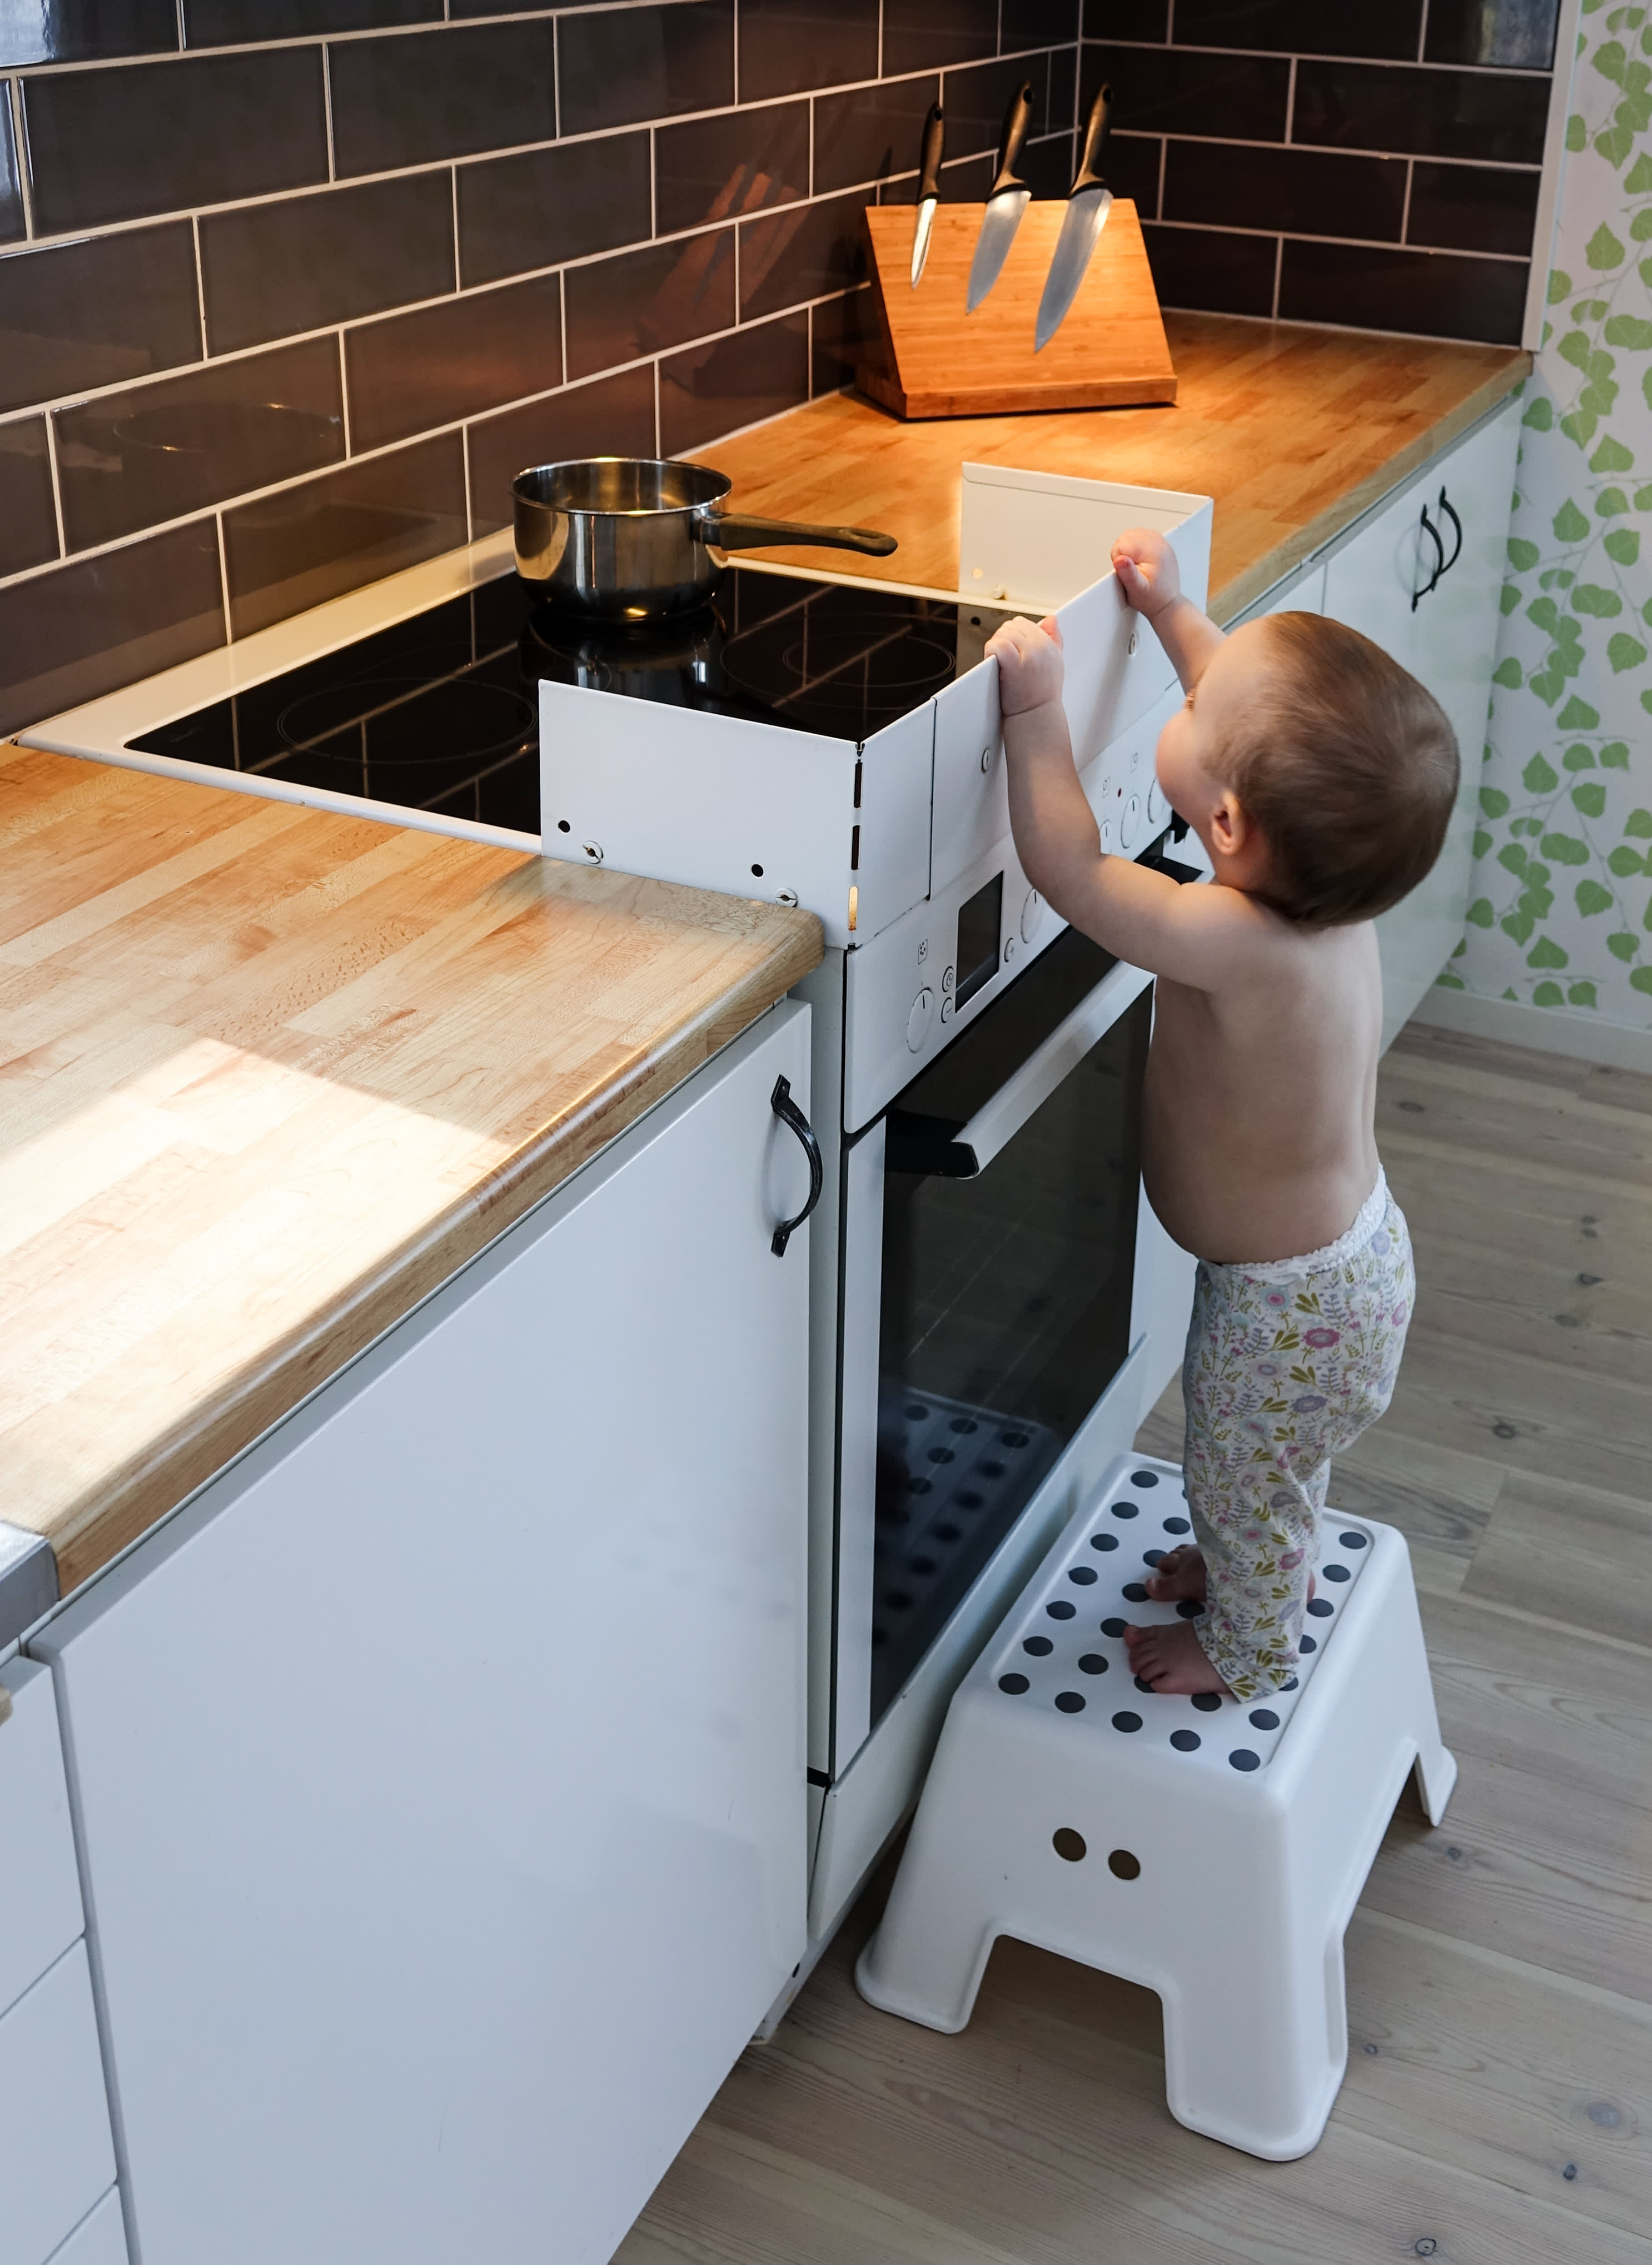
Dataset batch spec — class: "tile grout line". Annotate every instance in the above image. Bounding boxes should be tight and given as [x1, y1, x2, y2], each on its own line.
[1270, 233, 1283, 320]
[1078, 31, 1551, 80]
[1155, 133, 1167, 221]
[1400, 156, 1415, 246]
[337, 331, 352, 456]
[41, 410, 66, 561]
[1416, 0, 1432, 67]
[189, 212, 208, 358]
[1283, 54, 1297, 144]
[11, 74, 34, 240]
[449, 162, 461, 291]
[213, 511, 233, 646]
[321, 43, 336, 185]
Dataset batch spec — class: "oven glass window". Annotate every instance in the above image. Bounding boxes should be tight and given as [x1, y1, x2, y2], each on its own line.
[870, 937, 1150, 1726]
[953, 871, 1003, 1010]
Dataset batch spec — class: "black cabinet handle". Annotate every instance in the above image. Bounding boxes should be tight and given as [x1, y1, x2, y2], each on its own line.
[1412, 505, 1446, 612]
[1436, 486, 1463, 576]
[769, 1075, 823, 1257]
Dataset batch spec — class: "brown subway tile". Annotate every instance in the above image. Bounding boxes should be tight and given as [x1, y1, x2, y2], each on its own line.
[739, 190, 868, 321]
[813, 76, 939, 196]
[1293, 61, 1550, 167]
[883, 0, 997, 74]
[736, 0, 878, 100]
[56, 338, 344, 554]
[1425, 0, 1560, 69]
[564, 233, 736, 384]
[1, 0, 176, 67]
[345, 276, 561, 454]
[1091, 129, 1161, 213]
[223, 431, 466, 638]
[656, 101, 809, 237]
[0, 91, 19, 243]
[1142, 220, 1276, 315]
[1048, 40, 1077, 129]
[809, 286, 877, 394]
[201, 176, 455, 357]
[1407, 159, 1541, 257]
[1081, 42, 1289, 140]
[942, 56, 1054, 156]
[1173, 0, 1423, 59]
[1278, 238, 1527, 344]
[0, 520, 223, 739]
[1083, 0, 1167, 33]
[1164, 140, 1406, 242]
[23, 48, 327, 233]
[0, 223, 201, 416]
[659, 309, 808, 455]
[185, 0, 441, 41]
[0, 419, 58, 578]
[1002, 1, 1079, 45]
[1018, 131, 1077, 197]
[459, 132, 650, 290]
[558, 1, 733, 136]
[466, 365, 656, 537]
[329, 21, 555, 178]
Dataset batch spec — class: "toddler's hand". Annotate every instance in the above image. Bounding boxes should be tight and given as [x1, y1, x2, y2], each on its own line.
[1111, 526, 1181, 620]
[986, 614, 1064, 718]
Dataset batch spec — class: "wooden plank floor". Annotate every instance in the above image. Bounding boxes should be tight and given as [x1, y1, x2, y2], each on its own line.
[618, 1021, 1652, 2265]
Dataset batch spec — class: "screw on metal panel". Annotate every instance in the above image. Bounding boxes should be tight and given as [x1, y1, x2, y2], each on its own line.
[776, 889, 798, 906]
[1414, 2243, 1437, 2257]
[581, 840, 603, 863]
[980, 745, 992, 773]
[1563, 2163, 1578, 2180]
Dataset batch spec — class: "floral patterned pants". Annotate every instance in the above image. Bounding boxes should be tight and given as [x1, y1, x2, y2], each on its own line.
[1180, 1173, 1414, 1699]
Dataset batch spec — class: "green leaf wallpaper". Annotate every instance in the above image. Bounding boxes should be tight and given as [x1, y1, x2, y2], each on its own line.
[1450, 1, 1652, 1027]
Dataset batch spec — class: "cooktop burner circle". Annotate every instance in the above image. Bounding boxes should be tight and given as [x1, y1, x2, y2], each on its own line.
[276, 670, 538, 767]
[724, 611, 957, 720]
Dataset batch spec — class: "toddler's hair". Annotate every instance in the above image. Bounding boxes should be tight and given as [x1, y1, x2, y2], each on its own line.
[1226, 612, 1459, 927]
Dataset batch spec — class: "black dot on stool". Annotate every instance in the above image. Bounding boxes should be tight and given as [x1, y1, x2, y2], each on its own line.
[1143, 1548, 1165, 1565]
[1091, 1532, 1119, 1552]
[1191, 1692, 1222, 1713]
[1111, 1501, 1139, 1519]
[1164, 1516, 1191, 1534]
[1323, 1563, 1350, 1582]
[949, 1415, 978, 1433]
[928, 1446, 954, 1464]
[1111, 1711, 1143, 1733]
[1282, 1675, 1300, 1690]
[1078, 1653, 1108, 1674]
[1054, 1691, 1086, 1713]
[1101, 1616, 1127, 1637]
[1229, 1749, 1261, 1772]
[1047, 1599, 1076, 1620]
[904, 1405, 928, 1422]
[1170, 1729, 1201, 1752]
[1298, 1636, 1317, 1654]
[998, 1674, 1029, 1694]
[1176, 1599, 1205, 1619]
[1134, 1675, 1155, 1693]
[1131, 1471, 1160, 1487]
[999, 1428, 1029, 1447]
[1249, 1709, 1280, 1730]
[1122, 1582, 1149, 1601]
[1069, 1565, 1098, 1585]
[1307, 1597, 1334, 1617]
[1052, 1827, 1086, 1862]
[1023, 1635, 1053, 1656]
[1339, 1531, 1369, 1549]
[980, 1460, 1006, 1477]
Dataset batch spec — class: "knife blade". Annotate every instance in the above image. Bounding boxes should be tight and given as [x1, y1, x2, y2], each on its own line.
[966, 80, 1036, 313]
[910, 100, 945, 288]
[1034, 83, 1115, 353]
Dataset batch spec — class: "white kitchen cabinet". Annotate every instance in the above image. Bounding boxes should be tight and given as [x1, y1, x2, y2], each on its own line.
[0, 1659, 85, 2022]
[0, 1945, 117, 2265]
[1323, 399, 1521, 1044]
[33, 1002, 814, 2265]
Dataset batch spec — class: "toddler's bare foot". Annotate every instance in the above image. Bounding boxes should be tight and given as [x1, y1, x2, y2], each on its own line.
[1123, 1617, 1232, 1696]
[1145, 1544, 1206, 1604]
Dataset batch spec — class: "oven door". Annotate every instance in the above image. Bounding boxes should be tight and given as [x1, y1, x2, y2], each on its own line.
[834, 925, 1152, 1768]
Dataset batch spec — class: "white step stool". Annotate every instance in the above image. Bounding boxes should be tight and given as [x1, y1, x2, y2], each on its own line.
[854, 1453, 1456, 2161]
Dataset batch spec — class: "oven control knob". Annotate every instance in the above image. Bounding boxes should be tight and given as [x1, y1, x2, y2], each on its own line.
[1099, 818, 1114, 852]
[942, 964, 955, 993]
[939, 995, 954, 1024]
[1147, 779, 1169, 830]
[1020, 889, 1043, 945]
[1121, 793, 1142, 850]
[905, 987, 933, 1053]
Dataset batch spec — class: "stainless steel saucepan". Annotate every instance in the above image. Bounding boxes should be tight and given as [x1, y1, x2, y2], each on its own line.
[511, 456, 898, 620]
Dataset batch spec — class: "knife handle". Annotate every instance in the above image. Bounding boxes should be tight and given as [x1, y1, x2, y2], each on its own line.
[918, 100, 944, 203]
[989, 80, 1036, 197]
[1073, 82, 1113, 196]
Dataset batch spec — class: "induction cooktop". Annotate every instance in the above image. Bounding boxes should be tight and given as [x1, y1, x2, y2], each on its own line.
[127, 565, 1015, 838]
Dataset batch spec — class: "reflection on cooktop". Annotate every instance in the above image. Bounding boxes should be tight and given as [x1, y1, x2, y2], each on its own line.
[128, 565, 1013, 834]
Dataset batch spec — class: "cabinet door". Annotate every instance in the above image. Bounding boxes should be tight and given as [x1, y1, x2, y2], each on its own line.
[36, 1003, 812, 2265]
[1323, 402, 1520, 1044]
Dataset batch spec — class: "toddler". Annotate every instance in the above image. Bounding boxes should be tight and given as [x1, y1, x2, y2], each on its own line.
[986, 528, 1457, 1700]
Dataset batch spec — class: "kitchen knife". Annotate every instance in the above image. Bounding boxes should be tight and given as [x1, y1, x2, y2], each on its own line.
[1034, 82, 1115, 353]
[910, 100, 945, 288]
[966, 81, 1036, 313]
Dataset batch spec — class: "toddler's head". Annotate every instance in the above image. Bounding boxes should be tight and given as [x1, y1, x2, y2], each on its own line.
[1171, 611, 1459, 927]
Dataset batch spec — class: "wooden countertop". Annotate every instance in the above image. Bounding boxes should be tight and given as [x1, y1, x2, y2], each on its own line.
[0, 750, 821, 1593]
[715, 312, 1530, 623]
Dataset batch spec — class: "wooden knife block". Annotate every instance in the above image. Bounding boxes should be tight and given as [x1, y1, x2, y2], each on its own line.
[857, 199, 1177, 420]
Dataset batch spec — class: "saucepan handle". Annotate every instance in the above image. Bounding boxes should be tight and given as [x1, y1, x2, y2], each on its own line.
[705, 511, 897, 559]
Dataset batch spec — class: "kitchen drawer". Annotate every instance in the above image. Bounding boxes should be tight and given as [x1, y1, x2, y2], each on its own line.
[0, 1659, 85, 2020]
[44, 2193, 128, 2265]
[0, 1942, 117, 2265]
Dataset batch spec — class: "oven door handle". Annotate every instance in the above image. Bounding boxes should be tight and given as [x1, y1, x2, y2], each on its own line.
[897, 957, 1155, 1178]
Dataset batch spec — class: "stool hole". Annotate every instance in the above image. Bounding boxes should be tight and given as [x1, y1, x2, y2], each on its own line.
[1052, 1828, 1087, 1863]
[1107, 1849, 1141, 1880]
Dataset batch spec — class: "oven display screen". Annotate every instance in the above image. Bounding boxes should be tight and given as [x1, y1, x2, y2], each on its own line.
[954, 873, 1003, 1010]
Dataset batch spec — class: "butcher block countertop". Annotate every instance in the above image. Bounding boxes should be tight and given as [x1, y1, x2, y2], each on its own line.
[0, 749, 822, 1594]
[716, 312, 1531, 622]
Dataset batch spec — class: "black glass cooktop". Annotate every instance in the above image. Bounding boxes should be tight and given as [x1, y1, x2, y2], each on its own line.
[129, 566, 1012, 837]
